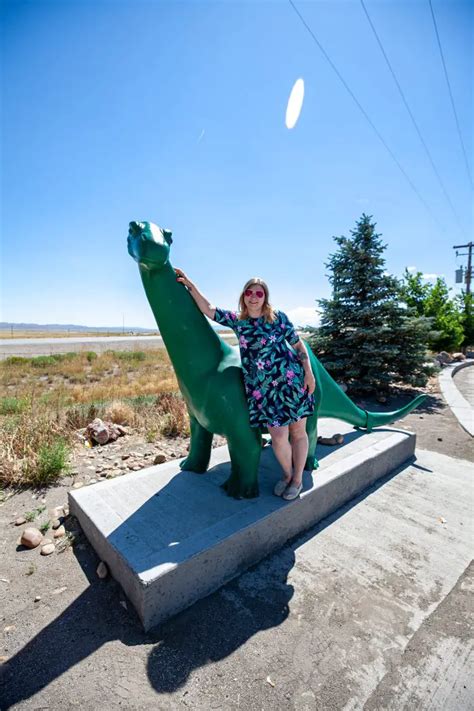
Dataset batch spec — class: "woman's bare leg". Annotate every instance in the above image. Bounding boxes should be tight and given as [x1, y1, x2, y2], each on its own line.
[267, 425, 293, 481]
[288, 419, 308, 487]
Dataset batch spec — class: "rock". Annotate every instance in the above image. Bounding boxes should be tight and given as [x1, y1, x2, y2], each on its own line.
[129, 451, 142, 457]
[41, 543, 55, 555]
[154, 454, 166, 465]
[34, 596, 41, 602]
[451, 352, 466, 362]
[132, 465, 141, 471]
[14, 517, 26, 526]
[41, 537, 53, 545]
[121, 454, 130, 460]
[62, 505, 69, 517]
[86, 418, 127, 445]
[21, 527, 43, 549]
[51, 518, 62, 529]
[96, 561, 108, 579]
[88, 479, 97, 485]
[53, 525, 66, 538]
[436, 351, 453, 365]
[73, 482, 84, 489]
[86, 418, 110, 445]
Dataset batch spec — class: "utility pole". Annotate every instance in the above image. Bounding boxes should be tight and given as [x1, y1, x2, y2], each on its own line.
[453, 242, 472, 294]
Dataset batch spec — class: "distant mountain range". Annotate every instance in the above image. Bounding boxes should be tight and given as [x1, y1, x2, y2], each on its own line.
[0, 321, 227, 333]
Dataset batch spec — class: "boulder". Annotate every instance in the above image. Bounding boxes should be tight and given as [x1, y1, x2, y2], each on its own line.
[21, 527, 43, 549]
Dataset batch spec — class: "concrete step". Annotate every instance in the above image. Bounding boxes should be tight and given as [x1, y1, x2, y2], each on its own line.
[69, 420, 416, 631]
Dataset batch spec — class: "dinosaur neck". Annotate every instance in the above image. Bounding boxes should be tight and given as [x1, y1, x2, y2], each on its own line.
[140, 260, 224, 383]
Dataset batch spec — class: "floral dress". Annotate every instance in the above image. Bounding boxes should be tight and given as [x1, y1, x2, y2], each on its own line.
[213, 308, 315, 429]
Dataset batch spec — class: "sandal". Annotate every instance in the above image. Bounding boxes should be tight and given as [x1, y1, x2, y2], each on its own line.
[283, 481, 303, 500]
[273, 479, 290, 497]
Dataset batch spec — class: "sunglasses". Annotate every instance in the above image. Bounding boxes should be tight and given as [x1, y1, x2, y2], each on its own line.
[245, 289, 265, 298]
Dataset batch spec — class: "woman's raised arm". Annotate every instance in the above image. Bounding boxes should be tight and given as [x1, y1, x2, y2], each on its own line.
[175, 268, 216, 319]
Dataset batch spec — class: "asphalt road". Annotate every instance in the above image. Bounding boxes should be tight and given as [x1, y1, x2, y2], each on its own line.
[0, 334, 237, 359]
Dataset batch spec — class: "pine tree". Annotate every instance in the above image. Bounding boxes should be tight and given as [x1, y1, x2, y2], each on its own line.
[304, 214, 432, 394]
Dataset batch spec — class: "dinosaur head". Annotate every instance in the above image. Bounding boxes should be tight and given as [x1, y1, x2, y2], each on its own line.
[127, 221, 173, 271]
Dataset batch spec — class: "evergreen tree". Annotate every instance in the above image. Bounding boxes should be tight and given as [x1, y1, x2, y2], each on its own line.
[304, 215, 432, 394]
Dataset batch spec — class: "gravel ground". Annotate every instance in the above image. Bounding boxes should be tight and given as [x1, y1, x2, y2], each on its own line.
[0, 369, 472, 710]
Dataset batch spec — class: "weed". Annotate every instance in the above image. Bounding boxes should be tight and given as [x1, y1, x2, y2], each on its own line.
[0, 397, 28, 415]
[30, 356, 58, 368]
[39, 521, 50, 534]
[36, 439, 70, 484]
[24, 506, 46, 522]
[4, 356, 28, 366]
[25, 563, 36, 576]
[116, 351, 146, 362]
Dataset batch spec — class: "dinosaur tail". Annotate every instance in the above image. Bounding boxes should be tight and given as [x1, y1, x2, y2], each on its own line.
[308, 347, 426, 431]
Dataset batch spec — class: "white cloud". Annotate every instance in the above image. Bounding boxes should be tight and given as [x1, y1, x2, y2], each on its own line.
[422, 273, 439, 281]
[406, 266, 417, 273]
[287, 306, 321, 328]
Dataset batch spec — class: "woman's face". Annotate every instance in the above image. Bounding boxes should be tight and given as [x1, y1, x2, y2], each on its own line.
[243, 284, 266, 311]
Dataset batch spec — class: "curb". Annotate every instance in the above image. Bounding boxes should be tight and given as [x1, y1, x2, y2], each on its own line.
[438, 359, 474, 436]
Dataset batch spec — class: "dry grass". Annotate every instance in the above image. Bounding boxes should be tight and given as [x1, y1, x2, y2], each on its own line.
[0, 350, 190, 488]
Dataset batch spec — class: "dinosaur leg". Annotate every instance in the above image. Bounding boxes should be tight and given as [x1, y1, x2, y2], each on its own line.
[179, 414, 213, 474]
[222, 428, 262, 499]
[304, 410, 319, 471]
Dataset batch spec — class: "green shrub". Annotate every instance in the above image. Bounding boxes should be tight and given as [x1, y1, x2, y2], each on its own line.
[86, 351, 97, 363]
[0, 397, 28, 415]
[36, 439, 70, 483]
[31, 356, 57, 368]
[116, 351, 146, 362]
[4, 356, 29, 366]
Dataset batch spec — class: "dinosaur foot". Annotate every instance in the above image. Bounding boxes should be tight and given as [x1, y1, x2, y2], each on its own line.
[220, 477, 259, 500]
[304, 454, 319, 471]
[179, 456, 208, 474]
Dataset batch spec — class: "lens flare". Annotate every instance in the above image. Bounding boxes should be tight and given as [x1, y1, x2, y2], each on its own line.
[285, 78, 305, 129]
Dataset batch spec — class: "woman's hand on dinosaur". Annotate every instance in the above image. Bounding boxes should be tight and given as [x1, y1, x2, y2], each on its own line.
[175, 268, 193, 289]
[304, 372, 316, 395]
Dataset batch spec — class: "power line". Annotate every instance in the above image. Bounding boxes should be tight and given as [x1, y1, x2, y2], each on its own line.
[360, 0, 467, 237]
[429, 0, 473, 190]
[287, 0, 446, 235]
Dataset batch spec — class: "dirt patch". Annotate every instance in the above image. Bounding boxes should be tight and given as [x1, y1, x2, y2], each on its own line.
[353, 374, 472, 462]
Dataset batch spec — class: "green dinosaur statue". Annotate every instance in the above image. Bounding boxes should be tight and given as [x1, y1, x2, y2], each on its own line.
[128, 220, 426, 499]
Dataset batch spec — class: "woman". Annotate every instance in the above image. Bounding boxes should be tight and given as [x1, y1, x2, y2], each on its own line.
[175, 268, 316, 501]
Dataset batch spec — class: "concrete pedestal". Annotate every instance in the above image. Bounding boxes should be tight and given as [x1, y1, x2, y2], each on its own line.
[69, 420, 416, 631]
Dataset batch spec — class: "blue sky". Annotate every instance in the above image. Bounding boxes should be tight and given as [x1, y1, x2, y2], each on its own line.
[1, 0, 472, 329]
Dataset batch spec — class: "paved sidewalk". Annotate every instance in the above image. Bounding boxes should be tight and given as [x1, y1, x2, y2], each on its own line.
[438, 361, 474, 436]
[1, 448, 472, 710]
[455, 365, 474, 407]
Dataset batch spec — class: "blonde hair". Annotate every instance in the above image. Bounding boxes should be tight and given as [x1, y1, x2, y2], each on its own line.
[237, 277, 278, 324]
